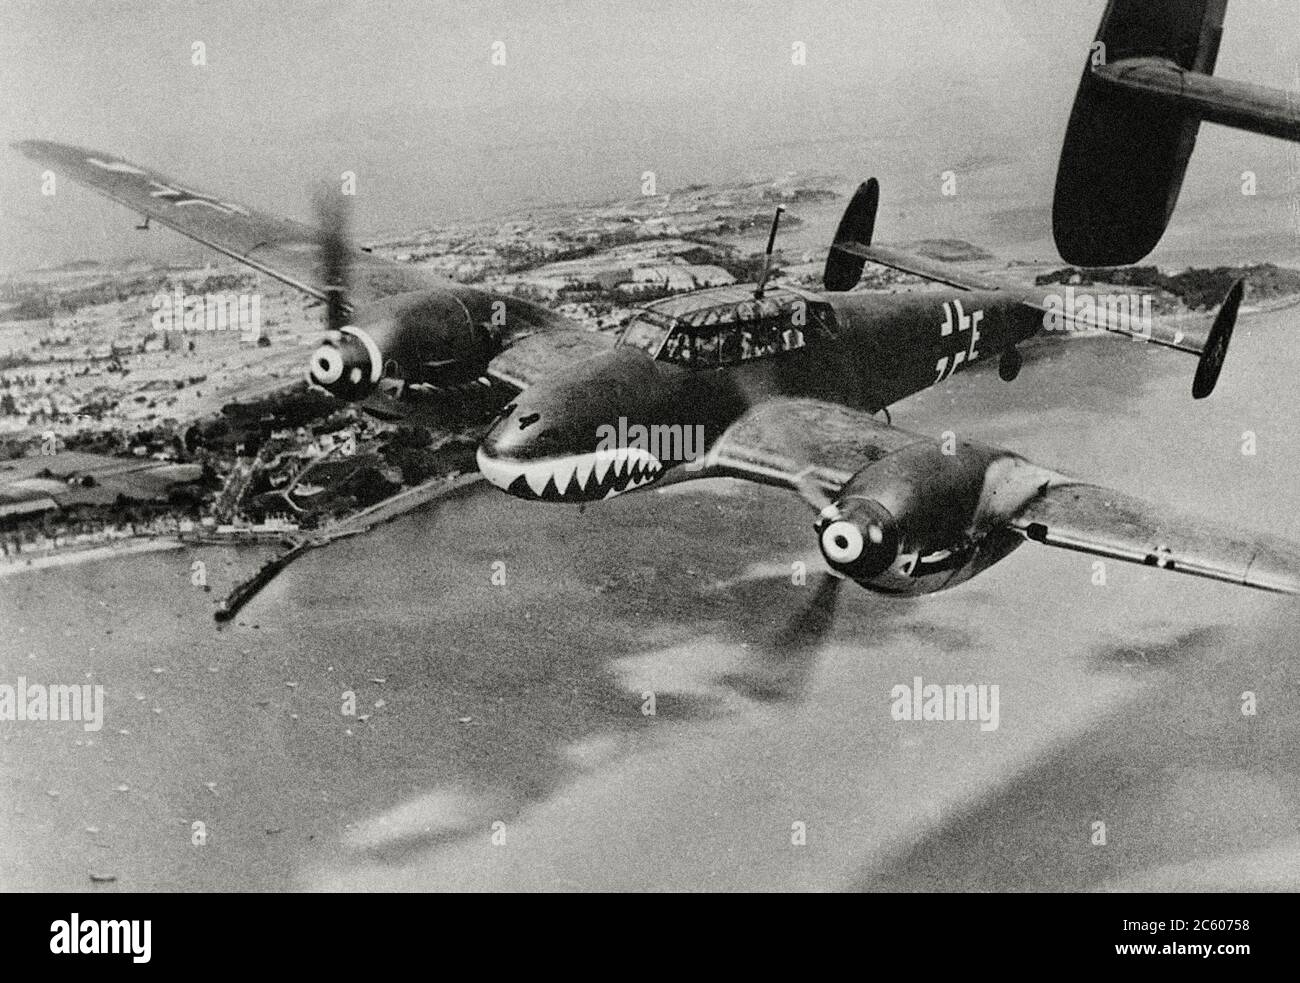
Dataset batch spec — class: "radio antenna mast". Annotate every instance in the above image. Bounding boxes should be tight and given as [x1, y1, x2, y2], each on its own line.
[753, 205, 785, 299]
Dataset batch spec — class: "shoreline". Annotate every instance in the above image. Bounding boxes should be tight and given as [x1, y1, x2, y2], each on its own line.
[0, 473, 484, 582]
[0, 535, 186, 578]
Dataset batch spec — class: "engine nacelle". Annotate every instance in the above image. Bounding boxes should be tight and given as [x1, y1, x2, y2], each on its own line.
[816, 498, 900, 582]
[309, 325, 384, 400]
[815, 440, 1025, 596]
[307, 286, 561, 402]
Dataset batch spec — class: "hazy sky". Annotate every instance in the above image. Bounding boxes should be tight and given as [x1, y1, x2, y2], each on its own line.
[2, 0, 1298, 270]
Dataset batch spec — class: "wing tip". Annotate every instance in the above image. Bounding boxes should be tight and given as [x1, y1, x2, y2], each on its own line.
[12, 138, 75, 162]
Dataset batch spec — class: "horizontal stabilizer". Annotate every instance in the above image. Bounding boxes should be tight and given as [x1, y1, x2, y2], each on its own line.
[1025, 277, 1244, 399]
[834, 243, 1005, 293]
[1093, 58, 1300, 144]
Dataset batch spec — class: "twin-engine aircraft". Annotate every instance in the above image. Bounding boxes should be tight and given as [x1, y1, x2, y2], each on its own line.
[16, 137, 1238, 424]
[475, 184, 1298, 599]
[18, 140, 1300, 604]
[1055, 0, 1300, 265]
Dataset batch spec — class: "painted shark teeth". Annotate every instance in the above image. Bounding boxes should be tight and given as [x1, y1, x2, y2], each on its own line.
[477, 446, 667, 503]
[572, 454, 595, 491]
[523, 462, 551, 497]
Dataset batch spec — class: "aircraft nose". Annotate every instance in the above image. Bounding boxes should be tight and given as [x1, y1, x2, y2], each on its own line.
[476, 401, 561, 492]
[476, 441, 524, 494]
[307, 326, 382, 399]
[476, 353, 680, 502]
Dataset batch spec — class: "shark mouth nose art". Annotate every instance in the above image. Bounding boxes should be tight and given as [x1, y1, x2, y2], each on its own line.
[476, 446, 666, 502]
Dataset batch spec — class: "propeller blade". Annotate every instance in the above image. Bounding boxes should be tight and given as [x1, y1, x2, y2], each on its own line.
[720, 571, 844, 703]
[772, 571, 844, 654]
[314, 185, 352, 334]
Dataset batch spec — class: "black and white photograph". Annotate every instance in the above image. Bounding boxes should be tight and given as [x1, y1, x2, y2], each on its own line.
[1, 0, 1299, 927]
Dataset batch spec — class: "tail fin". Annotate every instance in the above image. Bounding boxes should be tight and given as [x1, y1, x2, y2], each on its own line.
[1053, 0, 1226, 265]
[1055, 0, 1300, 265]
[1192, 277, 1242, 399]
[823, 179, 879, 291]
[823, 178, 1005, 293]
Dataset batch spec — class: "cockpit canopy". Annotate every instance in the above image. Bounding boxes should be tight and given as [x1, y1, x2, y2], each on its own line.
[619, 286, 834, 368]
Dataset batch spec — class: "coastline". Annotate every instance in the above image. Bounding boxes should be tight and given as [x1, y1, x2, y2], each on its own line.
[0, 472, 484, 583]
[0, 536, 185, 578]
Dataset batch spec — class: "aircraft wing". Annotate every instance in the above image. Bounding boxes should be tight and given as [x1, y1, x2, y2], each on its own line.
[699, 397, 930, 495]
[1008, 483, 1300, 596]
[16, 139, 437, 307]
[699, 398, 1300, 596]
[485, 328, 616, 391]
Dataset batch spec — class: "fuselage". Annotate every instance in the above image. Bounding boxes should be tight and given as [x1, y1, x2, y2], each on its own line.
[476, 282, 1044, 502]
